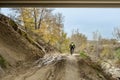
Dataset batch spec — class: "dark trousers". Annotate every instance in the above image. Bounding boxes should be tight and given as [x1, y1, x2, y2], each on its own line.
[70, 48, 74, 55]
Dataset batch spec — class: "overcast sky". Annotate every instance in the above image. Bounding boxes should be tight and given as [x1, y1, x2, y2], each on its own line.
[54, 8, 120, 40]
[1, 8, 120, 40]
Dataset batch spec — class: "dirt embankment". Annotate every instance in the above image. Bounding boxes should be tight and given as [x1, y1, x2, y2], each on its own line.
[2, 54, 115, 80]
[0, 14, 45, 67]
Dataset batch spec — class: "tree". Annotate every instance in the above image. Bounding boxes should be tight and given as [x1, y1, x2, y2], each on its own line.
[92, 30, 102, 57]
[93, 30, 102, 42]
[112, 27, 120, 63]
[57, 31, 70, 53]
[39, 12, 64, 45]
[113, 27, 120, 41]
[10, 8, 69, 53]
[10, 8, 35, 31]
[10, 8, 46, 30]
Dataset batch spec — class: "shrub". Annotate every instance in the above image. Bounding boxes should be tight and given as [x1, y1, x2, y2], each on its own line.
[115, 48, 120, 60]
[0, 55, 6, 68]
[79, 51, 88, 59]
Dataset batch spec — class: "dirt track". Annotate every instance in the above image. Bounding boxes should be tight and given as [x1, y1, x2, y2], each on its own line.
[2, 54, 115, 80]
[14, 54, 80, 80]
[64, 55, 80, 80]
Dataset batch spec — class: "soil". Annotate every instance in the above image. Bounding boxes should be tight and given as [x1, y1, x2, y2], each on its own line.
[2, 54, 115, 80]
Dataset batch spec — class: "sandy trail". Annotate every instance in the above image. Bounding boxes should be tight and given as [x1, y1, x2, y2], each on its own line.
[64, 54, 80, 80]
[3, 54, 80, 80]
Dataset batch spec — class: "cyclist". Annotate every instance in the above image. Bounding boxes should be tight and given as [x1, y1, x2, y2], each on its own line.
[69, 42, 75, 55]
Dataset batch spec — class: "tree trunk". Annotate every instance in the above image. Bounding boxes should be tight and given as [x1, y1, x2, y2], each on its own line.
[38, 8, 44, 29]
[33, 8, 37, 30]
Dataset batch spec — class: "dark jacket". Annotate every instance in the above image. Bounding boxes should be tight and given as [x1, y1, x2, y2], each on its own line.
[70, 43, 75, 49]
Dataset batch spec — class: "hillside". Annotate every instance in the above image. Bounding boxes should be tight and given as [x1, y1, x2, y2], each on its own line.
[0, 13, 45, 74]
[0, 14, 117, 80]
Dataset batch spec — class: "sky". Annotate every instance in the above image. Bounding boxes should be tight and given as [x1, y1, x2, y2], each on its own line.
[54, 8, 120, 40]
[1, 8, 120, 40]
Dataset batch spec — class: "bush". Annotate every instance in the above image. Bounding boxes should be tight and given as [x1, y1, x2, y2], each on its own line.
[0, 55, 6, 68]
[115, 48, 120, 60]
[79, 51, 88, 59]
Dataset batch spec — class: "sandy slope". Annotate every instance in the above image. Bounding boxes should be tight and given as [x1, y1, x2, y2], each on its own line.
[0, 18, 44, 66]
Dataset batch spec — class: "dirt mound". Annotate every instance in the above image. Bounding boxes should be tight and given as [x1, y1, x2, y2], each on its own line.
[0, 14, 45, 67]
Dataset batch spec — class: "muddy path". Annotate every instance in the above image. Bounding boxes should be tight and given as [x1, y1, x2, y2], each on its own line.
[2, 54, 115, 80]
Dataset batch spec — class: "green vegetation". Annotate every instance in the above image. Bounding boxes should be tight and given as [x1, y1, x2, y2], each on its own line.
[115, 48, 120, 60]
[79, 51, 88, 59]
[0, 55, 6, 68]
[115, 48, 120, 65]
